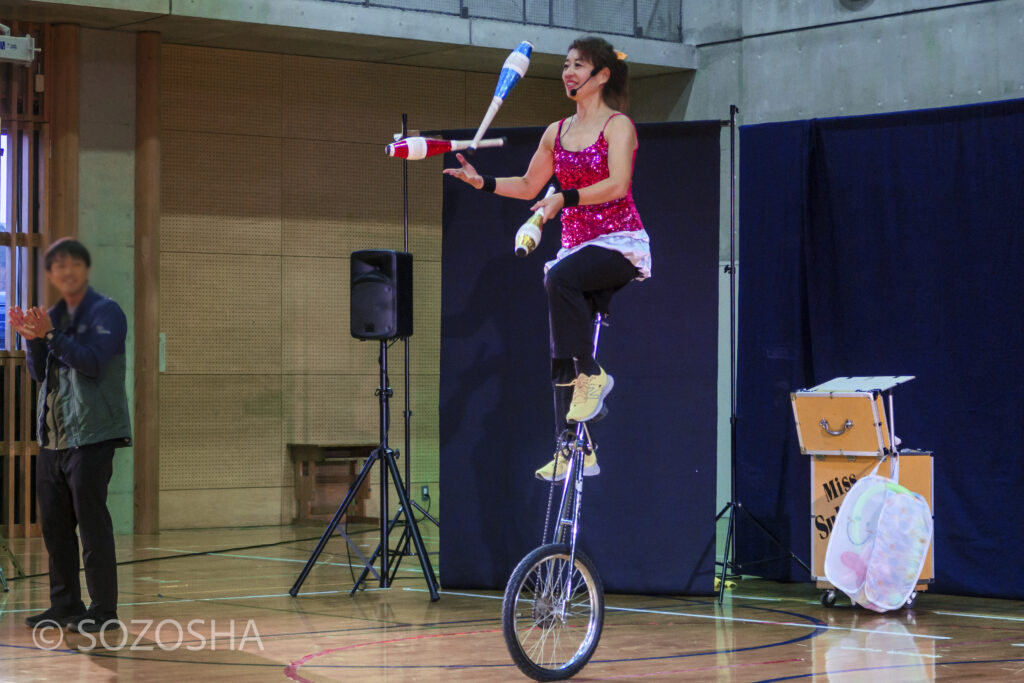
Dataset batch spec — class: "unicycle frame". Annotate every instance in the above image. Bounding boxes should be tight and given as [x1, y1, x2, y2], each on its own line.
[503, 312, 608, 681]
[541, 312, 605, 608]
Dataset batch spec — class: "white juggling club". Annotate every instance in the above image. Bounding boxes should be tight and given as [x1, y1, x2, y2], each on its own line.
[514, 185, 556, 257]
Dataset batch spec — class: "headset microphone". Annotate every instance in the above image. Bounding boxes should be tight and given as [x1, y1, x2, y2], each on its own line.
[570, 67, 601, 97]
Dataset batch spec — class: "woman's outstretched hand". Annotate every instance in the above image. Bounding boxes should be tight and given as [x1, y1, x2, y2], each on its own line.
[442, 153, 484, 189]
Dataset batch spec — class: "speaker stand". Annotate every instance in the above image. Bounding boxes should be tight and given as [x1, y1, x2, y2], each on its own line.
[289, 339, 439, 600]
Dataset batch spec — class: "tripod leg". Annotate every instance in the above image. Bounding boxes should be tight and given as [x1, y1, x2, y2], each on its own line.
[738, 505, 811, 573]
[0, 538, 25, 580]
[387, 524, 411, 584]
[718, 502, 736, 605]
[384, 453, 440, 601]
[410, 499, 439, 528]
[290, 449, 379, 597]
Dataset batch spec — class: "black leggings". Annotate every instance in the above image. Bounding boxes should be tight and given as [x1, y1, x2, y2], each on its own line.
[544, 246, 638, 435]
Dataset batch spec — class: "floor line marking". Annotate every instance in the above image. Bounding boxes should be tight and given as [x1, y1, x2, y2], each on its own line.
[404, 589, 949, 641]
[2, 589, 388, 614]
[142, 547, 425, 574]
[728, 594, 785, 602]
[605, 605, 949, 640]
[934, 611, 1024, 623]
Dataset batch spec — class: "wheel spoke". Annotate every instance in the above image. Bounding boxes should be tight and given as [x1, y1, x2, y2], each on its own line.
[504, 546, 603, 678]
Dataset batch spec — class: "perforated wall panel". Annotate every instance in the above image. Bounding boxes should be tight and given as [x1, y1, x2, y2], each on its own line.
[282, 56, 467, 144]
[281, 255, 379, 374]
[162, 130, 282, 255]
[159, 375, 282, 490]
[163, 44, 282, 137]
[160, 252, 282, 374]
[282, 139, 403, 258]
[282, 374, 382, 446]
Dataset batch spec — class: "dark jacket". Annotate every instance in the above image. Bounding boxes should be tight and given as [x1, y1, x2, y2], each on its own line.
[25, 287, 132, 448]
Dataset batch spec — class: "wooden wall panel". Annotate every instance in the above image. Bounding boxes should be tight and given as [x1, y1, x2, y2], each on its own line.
[162, 44, 281, 137]
[161, 130, 282, 254]
[280, 255, 378, 374]
[410, 259, 441, 368]
[160, 487, 283, 528]
[282, 56, 467, 143]
[281, 139, 402, 257]
[159, 375, 282, 490]
[282, 374, 381, 447]
[405, 159, 445, 260]
[160, 252, 282, 374]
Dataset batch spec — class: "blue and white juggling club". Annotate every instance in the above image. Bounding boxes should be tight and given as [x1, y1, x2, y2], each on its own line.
[470, 40, 533, 149]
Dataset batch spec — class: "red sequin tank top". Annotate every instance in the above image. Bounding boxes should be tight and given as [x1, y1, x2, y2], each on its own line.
[553, 113, 645, 249]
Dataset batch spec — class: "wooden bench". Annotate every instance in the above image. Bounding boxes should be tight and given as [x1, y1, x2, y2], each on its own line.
[288, 444, 376, 524]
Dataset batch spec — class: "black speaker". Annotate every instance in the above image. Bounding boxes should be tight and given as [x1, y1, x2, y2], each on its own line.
[350, 250, 413, 340]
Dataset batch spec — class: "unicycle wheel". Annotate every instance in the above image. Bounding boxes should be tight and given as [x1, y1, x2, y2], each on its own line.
[502, 543, 604, 681]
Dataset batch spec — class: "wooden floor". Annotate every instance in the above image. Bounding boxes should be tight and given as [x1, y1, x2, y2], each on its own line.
[1, 525, 1023, 682]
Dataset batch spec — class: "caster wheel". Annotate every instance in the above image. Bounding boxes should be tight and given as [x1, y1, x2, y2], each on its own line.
[904, 591, 917, 608]
[820, 589, 837, 607]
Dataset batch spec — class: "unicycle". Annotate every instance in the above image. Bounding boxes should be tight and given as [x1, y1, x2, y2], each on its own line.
[501, 314, 608, 681]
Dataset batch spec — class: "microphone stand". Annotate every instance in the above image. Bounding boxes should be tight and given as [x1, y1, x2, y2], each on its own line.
[353, 114, 440, 591]
[715, 104, 810, 604]
[400, 112, 439, 531]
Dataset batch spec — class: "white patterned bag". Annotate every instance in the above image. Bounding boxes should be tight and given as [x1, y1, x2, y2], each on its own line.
[824, 461, 933, 612]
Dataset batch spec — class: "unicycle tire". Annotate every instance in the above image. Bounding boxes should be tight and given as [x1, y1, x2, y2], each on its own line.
[502, 543, 604, 681]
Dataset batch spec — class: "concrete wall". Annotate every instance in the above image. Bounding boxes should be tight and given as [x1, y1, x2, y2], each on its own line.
[683, 0, 1024, 125]
[78, 27, 136, 534]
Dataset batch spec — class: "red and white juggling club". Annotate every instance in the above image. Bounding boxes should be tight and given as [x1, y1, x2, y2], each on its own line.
[514, 185, 555, 257]
[385, 136, 506, 160]
[470, 40, 533, 149]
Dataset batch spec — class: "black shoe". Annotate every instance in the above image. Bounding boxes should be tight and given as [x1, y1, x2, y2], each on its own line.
[24, 604, 86, 628]
[66, 607, 121, 634]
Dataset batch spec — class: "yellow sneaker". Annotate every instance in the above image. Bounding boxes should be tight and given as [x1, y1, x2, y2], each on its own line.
[563, 366, 614, 423]
[534, 450, 600, 482]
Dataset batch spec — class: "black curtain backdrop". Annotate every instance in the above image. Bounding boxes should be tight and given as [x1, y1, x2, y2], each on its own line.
[736, 98, 1024, 599]
[439, 122, 721, 594]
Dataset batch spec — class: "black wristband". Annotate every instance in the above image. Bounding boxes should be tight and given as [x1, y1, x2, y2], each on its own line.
[480, 175, 496, 193]
[561, 189, 580, 207]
